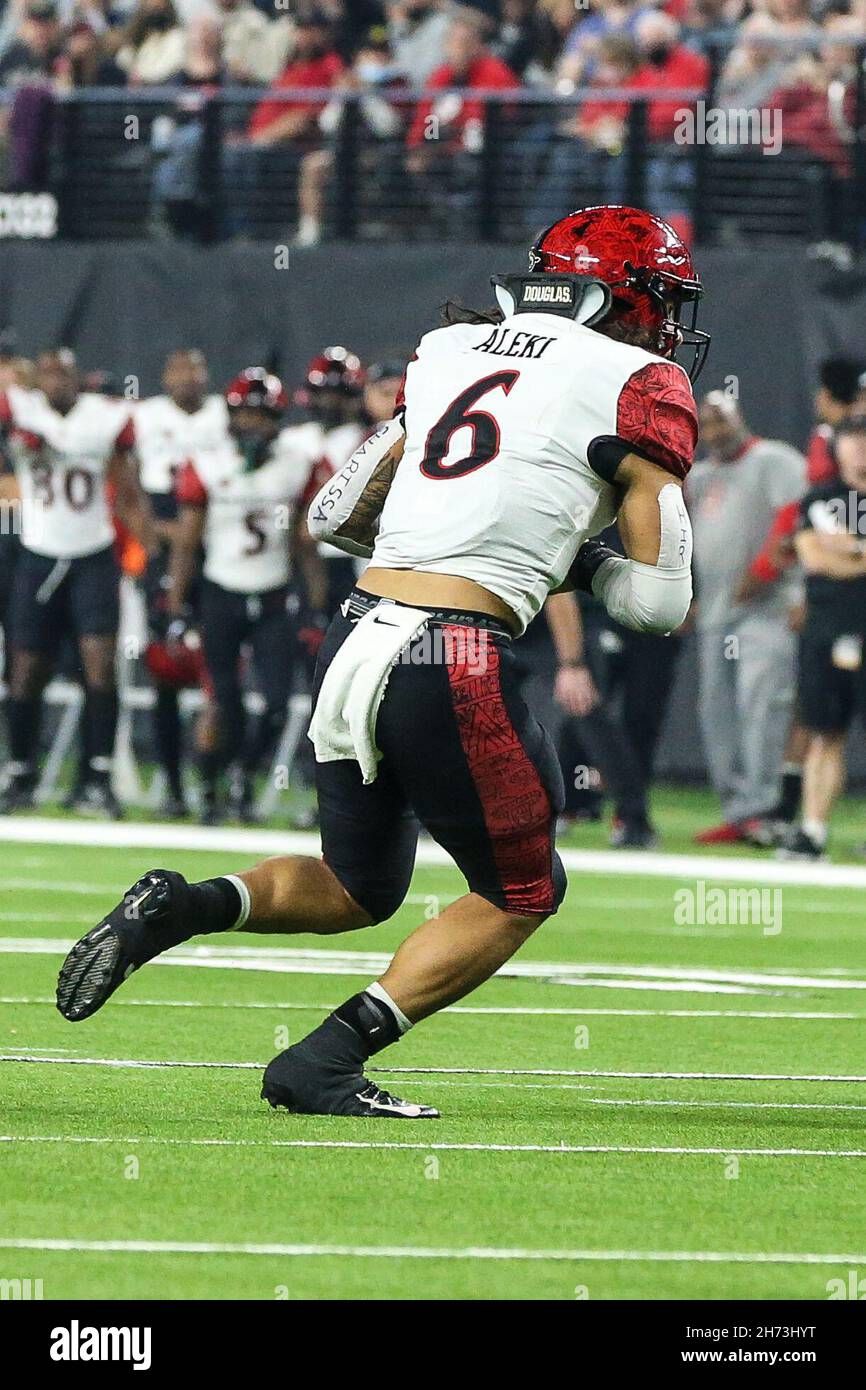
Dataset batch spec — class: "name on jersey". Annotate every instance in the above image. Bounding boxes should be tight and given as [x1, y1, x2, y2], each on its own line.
[473, 327, 556, 360]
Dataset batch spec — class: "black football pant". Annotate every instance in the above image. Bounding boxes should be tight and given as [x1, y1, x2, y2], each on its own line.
[200, 580, 293, 776]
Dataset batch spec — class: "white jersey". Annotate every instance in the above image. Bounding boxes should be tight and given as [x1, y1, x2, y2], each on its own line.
[371, 311, 698, 631]
[1, 386, 134, 559]
[134, 393, 229, 497]
[294, 420, 368, 561]
[176, 427, 315, 593]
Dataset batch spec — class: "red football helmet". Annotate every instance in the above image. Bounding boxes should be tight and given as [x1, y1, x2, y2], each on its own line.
[225, 367, 288, 417]
[294, 346, 365, 409]
[529, 205, 709, 381]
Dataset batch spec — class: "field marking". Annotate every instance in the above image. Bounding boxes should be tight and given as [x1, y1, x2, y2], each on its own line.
[0, 911, 97, 922]
[1, 936, 863, 996]
[0, 995, 855, 1021]
[3, 1052, 866, 1083]
[0, 879, 122, 896]
[4, 879, 864, 926]
[3, 813, 866, 887]
[1, 1236, 863, 1265]
[0, 1134, 864, 1159]
[428, 1083, 866, 1111]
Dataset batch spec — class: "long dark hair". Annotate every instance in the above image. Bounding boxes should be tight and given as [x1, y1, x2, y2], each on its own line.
[440, 300, 503, 327]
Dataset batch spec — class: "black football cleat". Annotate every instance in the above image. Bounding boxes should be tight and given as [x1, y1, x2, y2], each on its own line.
[160, 791, 190, 820]
[56, 869, 190, 1021]
[776, 828, 827, 862]
[69, 779, 123, 820]
[261, 1043, 439, 1119]
[0, 769, 36, 813]
[609, 817, 659, 850]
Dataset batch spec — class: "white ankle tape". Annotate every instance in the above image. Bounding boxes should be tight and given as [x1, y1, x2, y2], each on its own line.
[223, 875, 251, 931]
[366, 981, 412, 1035]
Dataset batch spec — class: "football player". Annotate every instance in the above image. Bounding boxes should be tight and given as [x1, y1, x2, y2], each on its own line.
[135, 349, 228, 817]
[164, 368, 325, 823]
[292, 346, 369, 619]
[57, 207, 705, 1119]
[0, 349, 156, 815]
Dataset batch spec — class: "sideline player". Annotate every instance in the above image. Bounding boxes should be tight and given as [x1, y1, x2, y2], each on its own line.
[57, 207, 705, 1117]
[166, 368, 326, 823]
[0, 349, 156, 815]
[135, 350, 228, 816]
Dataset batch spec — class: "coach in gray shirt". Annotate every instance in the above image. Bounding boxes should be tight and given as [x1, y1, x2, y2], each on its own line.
[686, 392, 806, 840]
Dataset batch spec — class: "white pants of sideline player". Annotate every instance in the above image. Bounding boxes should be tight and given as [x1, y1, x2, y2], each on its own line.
[697, 615, 797, 825]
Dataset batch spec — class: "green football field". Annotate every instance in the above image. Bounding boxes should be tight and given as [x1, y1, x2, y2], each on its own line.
[2, 790, 866, 1302]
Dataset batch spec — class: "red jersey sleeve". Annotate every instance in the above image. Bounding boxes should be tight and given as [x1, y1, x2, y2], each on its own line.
[748, 498, 801, 584]
[806, 427, 836, 485]
[175, 460, 208, 507]
[300, 456, 334, 512]
[614, 361, 698, 479]
[0, 391, 12, 426]
[114, 415, 135, 452]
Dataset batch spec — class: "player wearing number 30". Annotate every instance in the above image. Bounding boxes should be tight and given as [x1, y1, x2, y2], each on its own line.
[57, 207, 707, 1121]
[0, 349, 157, 816]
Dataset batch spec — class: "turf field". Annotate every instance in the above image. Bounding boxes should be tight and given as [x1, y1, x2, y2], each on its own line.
[2, 790, 866, 1302]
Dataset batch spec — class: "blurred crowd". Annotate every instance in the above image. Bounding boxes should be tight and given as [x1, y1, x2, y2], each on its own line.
[0, 0, 864, 241]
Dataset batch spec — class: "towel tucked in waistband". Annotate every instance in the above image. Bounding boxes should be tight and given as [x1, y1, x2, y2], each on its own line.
[307, 601, 430, 785]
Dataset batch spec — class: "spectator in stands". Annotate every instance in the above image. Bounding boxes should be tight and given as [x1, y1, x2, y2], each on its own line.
[150, 13, 223, 236]
[680, 0, 744, 55]
[223, 9, 343, 239]
[764, 14, 858, 181]
[786, 417, 866, 859]
[55, 18, 126, 86]
[719, 7, 818, 111]
[216, 0, 294, 85]
[528, 34, 642, 228]
[629, 10, 709, 234]
[303, 27, 406, 245]
[405, 10, 520, 226]
[386, 0, 450, 86]
[493, 0, 569, 81]
[0, 1, 63, 88]
[0, 1, 66, 192]
[557, 0, 655, 87]
[116, 0, 186, 85]
[688, 391, 806, 844]
[535, 0, 589, 81]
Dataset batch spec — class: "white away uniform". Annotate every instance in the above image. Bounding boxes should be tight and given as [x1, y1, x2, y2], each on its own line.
[370, 312, 697, 633]
[135, 393, 228, 514]
[1, 386, 134, 559]
[176, 427, 314, 595]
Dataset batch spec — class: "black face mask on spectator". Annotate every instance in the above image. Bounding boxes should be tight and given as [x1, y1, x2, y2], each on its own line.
[646, 42, 673, 66]
[145, 11, 175, 32]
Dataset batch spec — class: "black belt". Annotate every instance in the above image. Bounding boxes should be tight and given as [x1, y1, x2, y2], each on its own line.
[342, 588, 513, 639]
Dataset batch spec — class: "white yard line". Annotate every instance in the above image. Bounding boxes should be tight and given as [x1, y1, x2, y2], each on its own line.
[0, 995, 856, 1020]
[2, 937, 863, 995]
[1, 814, 866, 887]
[430, 1084, 866, 1110]
[0, 1236, 863, 1264]
[0, 1135, 863, 1158]
[3, 1052, 866, 1083]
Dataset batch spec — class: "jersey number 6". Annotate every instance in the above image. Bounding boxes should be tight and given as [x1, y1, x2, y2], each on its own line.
[420, 370, 519, 481]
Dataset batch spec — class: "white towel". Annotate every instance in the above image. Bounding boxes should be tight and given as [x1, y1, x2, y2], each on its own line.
[308, 602, 430, 784]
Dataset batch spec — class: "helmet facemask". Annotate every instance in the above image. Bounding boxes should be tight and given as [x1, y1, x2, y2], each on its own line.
[609, 262, 709, 383]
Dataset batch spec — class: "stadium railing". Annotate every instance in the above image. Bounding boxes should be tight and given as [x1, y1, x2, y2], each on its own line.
[1, 36, 864, 246]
